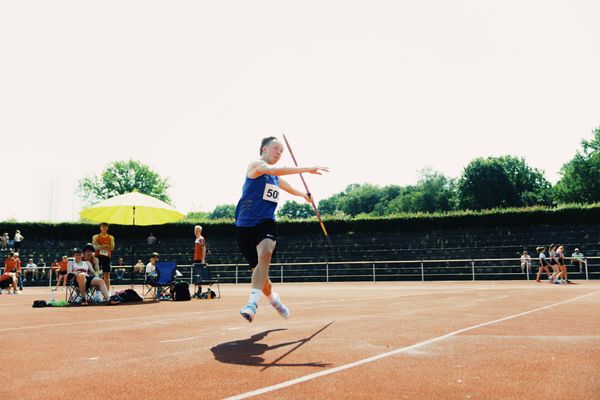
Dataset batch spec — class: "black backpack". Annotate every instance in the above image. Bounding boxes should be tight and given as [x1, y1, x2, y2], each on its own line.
[173, 282, 191, 301]
[114, 289, 143, 303]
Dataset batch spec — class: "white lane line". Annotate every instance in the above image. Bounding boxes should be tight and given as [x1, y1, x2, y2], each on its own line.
[224, 290, 600, 400]
[0, 288, 479, 332]
[160, 336, 201, 343]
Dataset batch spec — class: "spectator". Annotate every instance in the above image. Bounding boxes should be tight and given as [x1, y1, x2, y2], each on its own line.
[147, 233, 157, 247]
[145, 252, 159, 278]
[92, 222, 115, 291]
[82, 243, 101, 276]
[67, 248, 112, 305]
[0, 233, 8, 251]
[133, 259, 145, 274]
[53, 256, 69, 291]
[571, 248, 585, 271]
[13, 252, 23, 290]
[13, 230, 24, 252]
[24, 258, 38, 282]
[194, 225, 206, 263]
[193, 225, 207, 294]
[535, 246, 552, 283]
[115, 257, 126, 281]
[4, 252, 22, 291]
[0, 269, 18, 294]
[520, 250, 531, 275]
[145, 252, 171, 299]
[38, 257, 47, 282]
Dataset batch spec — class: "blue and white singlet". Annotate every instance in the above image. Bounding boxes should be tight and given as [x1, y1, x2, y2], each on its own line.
[235, 174, 280, 227]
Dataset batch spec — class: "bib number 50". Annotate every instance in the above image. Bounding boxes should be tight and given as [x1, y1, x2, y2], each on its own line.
[263, 183, 280, 203]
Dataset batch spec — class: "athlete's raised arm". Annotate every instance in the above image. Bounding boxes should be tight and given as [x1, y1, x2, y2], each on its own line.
[248, 160, 328, 179]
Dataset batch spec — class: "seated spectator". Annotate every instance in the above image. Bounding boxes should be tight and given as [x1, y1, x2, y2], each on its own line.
[82, 243, 101, 276]
[571, 248, 585, 270]
[133, 259, 145, 274]
[0, 271, 18, 294]
[24, 258, 38, 282]
[145, 252, 172, 299]
[53, 256, 69, 291]
[38, 258, 47, 281]
[145, 252, 159, 280]
[115, 258, 126, 280]
[67, 248, 112, 305]
[520, 251, 531, 274]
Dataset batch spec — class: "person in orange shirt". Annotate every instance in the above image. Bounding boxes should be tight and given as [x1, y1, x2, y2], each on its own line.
[194, 225, 206, 263]
[53, 256, 69, 291]
[92, 222, 115, 291]
[0, 254, 18, 294]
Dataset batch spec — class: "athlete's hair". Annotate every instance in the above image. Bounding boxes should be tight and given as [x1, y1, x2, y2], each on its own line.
[260, 136, 278, 155]
[536, 246, 545, 252]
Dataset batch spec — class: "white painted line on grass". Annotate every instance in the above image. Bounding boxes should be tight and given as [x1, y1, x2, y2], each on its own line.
[224, 290, 600, 400]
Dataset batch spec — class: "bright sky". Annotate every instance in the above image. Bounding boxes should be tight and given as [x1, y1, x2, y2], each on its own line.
[1, 1, 599, 222]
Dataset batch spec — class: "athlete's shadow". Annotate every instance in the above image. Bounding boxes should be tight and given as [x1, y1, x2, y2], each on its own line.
[211, 322, 334, 369]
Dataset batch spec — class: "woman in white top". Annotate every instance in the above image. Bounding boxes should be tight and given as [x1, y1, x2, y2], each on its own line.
[67, 248, 111, 305]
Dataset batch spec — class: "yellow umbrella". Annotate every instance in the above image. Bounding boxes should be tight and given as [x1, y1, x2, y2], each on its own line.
[80, 192, 184, 226]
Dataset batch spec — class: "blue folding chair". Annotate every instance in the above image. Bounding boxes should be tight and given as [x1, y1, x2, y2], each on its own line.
[143, 261, 177, 301]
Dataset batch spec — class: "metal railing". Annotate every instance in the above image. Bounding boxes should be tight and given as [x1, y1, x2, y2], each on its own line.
[5, 257, 597, 288]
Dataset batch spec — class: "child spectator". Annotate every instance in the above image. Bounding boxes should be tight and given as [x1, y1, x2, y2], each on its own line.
[520, 251, 531, 275]
[53, 256, 69, 291]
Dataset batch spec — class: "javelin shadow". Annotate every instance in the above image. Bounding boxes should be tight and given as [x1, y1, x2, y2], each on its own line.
[210, 322, 334, 369]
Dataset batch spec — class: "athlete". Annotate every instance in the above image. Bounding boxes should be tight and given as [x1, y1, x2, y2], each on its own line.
[236, 136, 328, 322]
[535, 246, 551, 283]
[92, 222, 115, 291]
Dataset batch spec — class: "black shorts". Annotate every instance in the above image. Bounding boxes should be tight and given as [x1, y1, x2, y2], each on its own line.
[58, 270, 68, 276]
[98, 255, 111, 273]
[0, 278, 12, 289]
[237, 219, 277, 269]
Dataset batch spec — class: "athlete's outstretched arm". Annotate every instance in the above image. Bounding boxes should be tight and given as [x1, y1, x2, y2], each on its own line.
[248, 161, 328, 179]
[279, 177, 310, 202]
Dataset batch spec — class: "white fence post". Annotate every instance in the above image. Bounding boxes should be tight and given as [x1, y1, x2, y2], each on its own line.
[421, 261, 424, 282]
[471, 260, 475, 281]
[585, 260, 589, 281]
[326, 263, 329, 283]
[235, 264, 238, 284]
[372, 263, 376, 282]
[280, 264, 284, 283]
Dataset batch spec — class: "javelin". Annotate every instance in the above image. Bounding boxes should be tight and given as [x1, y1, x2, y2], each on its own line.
[282, 134, 332, 248]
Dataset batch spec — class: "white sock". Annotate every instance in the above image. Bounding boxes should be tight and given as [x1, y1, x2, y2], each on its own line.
[248, 288, 263, 305]
[267, 292, 279, 304]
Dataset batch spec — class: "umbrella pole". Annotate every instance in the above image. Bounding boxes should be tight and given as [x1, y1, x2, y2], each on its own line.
[131, 206, 136, 290]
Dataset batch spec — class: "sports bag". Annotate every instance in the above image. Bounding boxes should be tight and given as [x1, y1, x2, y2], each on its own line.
[173, 282, 191, 301]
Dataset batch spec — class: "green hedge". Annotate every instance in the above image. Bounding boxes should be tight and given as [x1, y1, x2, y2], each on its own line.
[2, 203, 599, 239]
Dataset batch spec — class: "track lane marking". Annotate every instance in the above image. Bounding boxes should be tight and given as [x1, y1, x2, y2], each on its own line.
[224, 290, 600, 400]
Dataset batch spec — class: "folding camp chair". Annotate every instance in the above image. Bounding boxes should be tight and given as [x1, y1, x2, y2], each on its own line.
[66, 275, 98, 304]
[192, 263, 220, 299]
[143, 261, 177, 301]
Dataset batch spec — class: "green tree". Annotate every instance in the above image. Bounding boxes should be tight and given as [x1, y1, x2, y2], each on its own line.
[339, 184, 383, 216]
[277, 201, 313, 219]
[78, 159, 171, 205]
[209, 204, 236, 219]
[554, 127, 600, 203]
[457, 156, 551, 210]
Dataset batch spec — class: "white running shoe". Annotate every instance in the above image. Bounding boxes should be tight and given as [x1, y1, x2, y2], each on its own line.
[270, 293, 289, 319]
[240, 302, 257, 323]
